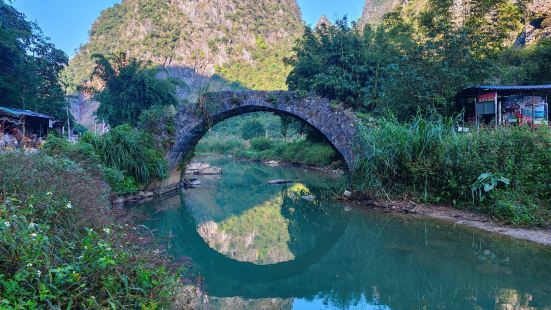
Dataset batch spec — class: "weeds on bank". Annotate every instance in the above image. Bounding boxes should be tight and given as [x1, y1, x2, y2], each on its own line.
[0, 153, 182, 308]
[355, 115, 551, 226]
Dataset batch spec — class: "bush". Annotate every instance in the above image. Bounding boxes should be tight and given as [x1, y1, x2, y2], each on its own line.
[355, 116, 551, 225]
[44, 126, 168, 193]
[0, 153, 181, 308]
[91, 125, 168, 185]
[241, 120, 265, 140]
[251, 137, 274, 151]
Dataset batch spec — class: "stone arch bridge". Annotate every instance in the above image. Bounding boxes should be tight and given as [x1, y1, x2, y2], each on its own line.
[169, 91, 360, 171]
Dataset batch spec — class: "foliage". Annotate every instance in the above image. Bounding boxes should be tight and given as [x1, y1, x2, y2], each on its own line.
[195, 138, 246, 155]
[138, 105, 177, 149]
[237, 140, 339, 167]
[251, 137, 274, 151]
[215, 42, 294, 91]
[0, 153, 181, 308]
[0, 1, 69, 121]
[62, 0, 303, 93]
[471, 172, 511, 203]
[90, 53, 180, 127]
[86, 125, 168, 185]
[241, 119, 266, 140]
[44, 126, 167, 190]
[355, 116, 551, 225]
[498, 38, 551, 84]
[287, 0, 527, 119]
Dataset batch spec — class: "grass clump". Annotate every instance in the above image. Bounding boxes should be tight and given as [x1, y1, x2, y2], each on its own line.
[355, 115, 551, 226]
[44, 125, 168, 194]
[0, 152, 183, 308]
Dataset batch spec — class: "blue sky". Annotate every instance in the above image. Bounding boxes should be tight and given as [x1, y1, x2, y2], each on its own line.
[11, 0, 365, 58]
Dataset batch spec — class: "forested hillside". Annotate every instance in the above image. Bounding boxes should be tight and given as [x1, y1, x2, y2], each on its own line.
[358, 0, 551, 45]
[63, 0, 304, 95]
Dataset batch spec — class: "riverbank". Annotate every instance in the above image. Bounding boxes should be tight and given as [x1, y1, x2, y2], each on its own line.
[0, 151, 196, 308]
[347, 197, 551, 247]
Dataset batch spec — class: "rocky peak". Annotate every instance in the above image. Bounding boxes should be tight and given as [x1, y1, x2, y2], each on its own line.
[64, 0, 304, 90]
[315, 15, 331, 29]
[357, 0, 408, 28]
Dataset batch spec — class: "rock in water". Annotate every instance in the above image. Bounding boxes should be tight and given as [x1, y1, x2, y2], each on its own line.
[196, 166, 222, 175]
[265, 160, 279, 167]
[268, 179, 299, 185]
[186, 162, 222, 175]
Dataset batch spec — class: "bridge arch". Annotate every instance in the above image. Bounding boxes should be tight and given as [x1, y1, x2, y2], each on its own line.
[169, 91, 360, 171]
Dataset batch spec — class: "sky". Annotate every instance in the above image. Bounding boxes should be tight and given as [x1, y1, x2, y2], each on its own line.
[11, 0, 365, 58]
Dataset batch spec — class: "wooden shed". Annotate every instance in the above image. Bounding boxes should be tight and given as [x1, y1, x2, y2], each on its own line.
[0, 106, 53, 138]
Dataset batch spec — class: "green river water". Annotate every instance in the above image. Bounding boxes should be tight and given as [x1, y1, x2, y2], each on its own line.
[137, 157, 551, 309]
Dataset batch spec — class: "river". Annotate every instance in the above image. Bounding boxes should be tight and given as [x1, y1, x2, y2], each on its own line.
[136, 157, 551, 309]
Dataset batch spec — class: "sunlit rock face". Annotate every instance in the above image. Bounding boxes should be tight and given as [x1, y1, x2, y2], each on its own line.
[357, 0, 551, 45]
[197, 194, 295, 264]
[196, 183, 312, 265]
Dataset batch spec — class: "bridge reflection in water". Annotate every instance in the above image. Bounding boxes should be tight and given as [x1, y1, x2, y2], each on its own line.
[137, 158, 551, 310]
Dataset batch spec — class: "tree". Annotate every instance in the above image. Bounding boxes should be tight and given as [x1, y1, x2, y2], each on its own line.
[90, 53, 181, 127]
[0, 0, 69, 121]
[241, 119, 265, 140]
[286, 6, 499, 120]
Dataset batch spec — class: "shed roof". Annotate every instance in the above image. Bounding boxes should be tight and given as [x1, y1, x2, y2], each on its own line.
[0, 106, 52, 119]
[457, 85, 551, 98]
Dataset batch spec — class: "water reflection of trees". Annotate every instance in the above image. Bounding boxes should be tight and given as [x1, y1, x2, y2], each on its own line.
[197, 182, 346, 265]
[139, 159, 551, 310]
[200, 208, 551, 309]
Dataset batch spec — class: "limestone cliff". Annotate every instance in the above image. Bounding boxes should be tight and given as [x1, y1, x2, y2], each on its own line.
[63, 0, 305, 128]
[357, 0, 551, 45]
[63, 0, 304, 95]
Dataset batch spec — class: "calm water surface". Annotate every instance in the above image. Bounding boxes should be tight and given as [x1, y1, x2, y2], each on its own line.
[137, 157, 551, 310]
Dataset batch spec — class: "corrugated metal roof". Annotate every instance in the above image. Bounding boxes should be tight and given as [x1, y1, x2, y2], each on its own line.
[0, 106, 52, 119]
[474, 85, 551, 91]
[457, 85, 551, 98]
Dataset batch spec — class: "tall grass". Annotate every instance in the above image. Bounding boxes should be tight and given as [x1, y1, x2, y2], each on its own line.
[89, 125, 167, 185]
[45, 125, 168, 190]
[0, 153, 182, 308]
[355, 115, 551, 225]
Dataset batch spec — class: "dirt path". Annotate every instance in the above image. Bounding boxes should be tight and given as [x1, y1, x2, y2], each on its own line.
[348, 199, 551, 247]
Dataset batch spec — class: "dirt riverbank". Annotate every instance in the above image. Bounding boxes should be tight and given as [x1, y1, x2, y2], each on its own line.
[347, 198, 551, 247]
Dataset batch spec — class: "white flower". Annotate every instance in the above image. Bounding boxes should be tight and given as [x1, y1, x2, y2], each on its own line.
[46, 192, 52, 196]
[30, 233, 37, 239]
[78, 255, 84, 260]
[65, 202, 73, 209]
[27, 263, 33, 267]
[3, 221, 10, 228]
[36, 270, 41, 277]
[102, 228, 111, 234]
[106, 247, 112, 251]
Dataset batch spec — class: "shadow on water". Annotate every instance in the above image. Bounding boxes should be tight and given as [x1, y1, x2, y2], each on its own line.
[136, 158, 551, 309]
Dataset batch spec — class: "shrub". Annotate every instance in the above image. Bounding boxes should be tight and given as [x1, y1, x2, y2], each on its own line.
[251, 137, 274, 151]
[88, 125, 168, 185]
[241, 120, 265, 140]
[355, 116, 551, 225]
[0, 153, 182, 308]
